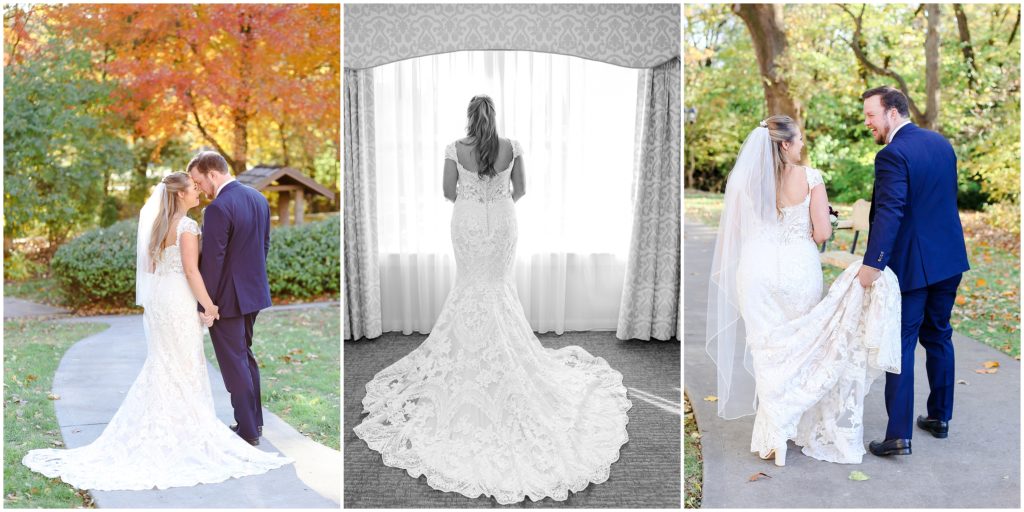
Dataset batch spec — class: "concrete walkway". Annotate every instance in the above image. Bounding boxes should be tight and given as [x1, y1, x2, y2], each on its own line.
[684, 220, 1020, 508]
[48, 303, 340, 508]
[4, 296, 69, 318]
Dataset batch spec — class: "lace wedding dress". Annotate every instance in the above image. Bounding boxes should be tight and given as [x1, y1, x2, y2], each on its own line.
[354, 139, 632, 504]
[23, 217, 291, 490]
[737, 167, 902, 465]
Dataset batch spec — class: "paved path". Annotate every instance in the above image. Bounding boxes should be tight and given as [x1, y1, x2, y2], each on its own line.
[345, 331, 681, 508]
[684, 220, 1020, 508]
[4, 296, 69, 318]
[49, 304, 340, 508]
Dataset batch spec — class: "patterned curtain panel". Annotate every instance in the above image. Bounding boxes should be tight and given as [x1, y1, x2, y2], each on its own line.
[616, 57, 681, 341]
[343, 68, 383, 341]
[343, 3, 679, 70]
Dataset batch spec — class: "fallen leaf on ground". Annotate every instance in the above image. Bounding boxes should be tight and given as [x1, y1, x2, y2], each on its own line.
[983, 361, 1000, 369]
[690, 432, 702, 439]
[976, 278, 988, 287]
[974, 368, 998, 374]
[849, 470, 870, 481]
[957, 379, 969, 385]
[704, 395, 718, 402]
[46, 393, 60, 400]
[748, 472, 771, 482]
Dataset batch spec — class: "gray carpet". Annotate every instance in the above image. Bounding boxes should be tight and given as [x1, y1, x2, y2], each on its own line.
[344, 331, 681, 508]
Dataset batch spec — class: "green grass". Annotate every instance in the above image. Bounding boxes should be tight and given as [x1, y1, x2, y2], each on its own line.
[4, 320, 108, 509]
[685, 190, 1021, 357]
[683, 393, 702, 509]
[203, 306, 340, 450]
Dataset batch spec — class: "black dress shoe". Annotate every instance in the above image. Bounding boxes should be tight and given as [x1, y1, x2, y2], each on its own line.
[242, 436, 260, 446]
[917, 415, 948, 438]
[229, 424, 263, 437]
[869, 438, 912, 456]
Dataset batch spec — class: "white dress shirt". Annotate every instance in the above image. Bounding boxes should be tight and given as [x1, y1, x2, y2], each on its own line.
[887, 120, 911, 144]
[215, 177, 236, 198]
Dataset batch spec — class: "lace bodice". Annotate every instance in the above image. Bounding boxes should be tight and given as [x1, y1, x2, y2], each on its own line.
[155, 217, 200, 275]
[445, 139, 521, 203]
[777, 166, 824, 244]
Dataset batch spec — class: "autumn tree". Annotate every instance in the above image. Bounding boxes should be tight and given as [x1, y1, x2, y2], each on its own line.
[52, 4, 340, 176]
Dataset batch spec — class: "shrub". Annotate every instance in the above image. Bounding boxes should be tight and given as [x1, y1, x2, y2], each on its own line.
[51, 215, 340, 308]
[51, 219, 138, 307]
[267, 215, 340, 298]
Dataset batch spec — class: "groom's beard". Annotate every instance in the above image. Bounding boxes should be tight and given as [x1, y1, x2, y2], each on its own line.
[873, 120, 891, 145]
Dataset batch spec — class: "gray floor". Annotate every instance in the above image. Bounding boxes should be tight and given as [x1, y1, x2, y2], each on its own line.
[344, 331, 681, 508]
[684, 220, 1021, 508]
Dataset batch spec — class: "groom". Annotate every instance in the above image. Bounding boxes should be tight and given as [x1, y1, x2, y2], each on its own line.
[856, 87, 970, 456]
[188, 150, 273, 446]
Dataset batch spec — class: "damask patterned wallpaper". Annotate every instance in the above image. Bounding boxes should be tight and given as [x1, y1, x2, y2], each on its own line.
[344, 3, 680, 70]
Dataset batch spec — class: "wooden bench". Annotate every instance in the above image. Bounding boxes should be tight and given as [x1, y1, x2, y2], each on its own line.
[820, 199, 870, 268]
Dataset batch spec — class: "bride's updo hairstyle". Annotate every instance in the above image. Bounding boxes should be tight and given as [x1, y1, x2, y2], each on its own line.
[465, 95, 500, 178]
[148, 172, 192, 264]
[762, 115, 800, 215]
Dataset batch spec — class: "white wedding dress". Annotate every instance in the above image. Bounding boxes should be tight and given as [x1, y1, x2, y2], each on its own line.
[354, 139, 632, 504]
[22, 217, 291, 490]
[737, 167, 902, 464]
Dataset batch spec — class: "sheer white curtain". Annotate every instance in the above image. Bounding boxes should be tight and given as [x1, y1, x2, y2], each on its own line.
[375, 51, 639, 334]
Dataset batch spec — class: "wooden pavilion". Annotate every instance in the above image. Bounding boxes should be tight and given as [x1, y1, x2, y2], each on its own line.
[236, 165, 336, 225]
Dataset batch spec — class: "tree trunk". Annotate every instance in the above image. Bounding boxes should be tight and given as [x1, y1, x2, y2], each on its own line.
[231, 11, 254, 175]
[953, 4, 977, 90]
[733, 4, 804, 133]
[923, 4, 941, 130]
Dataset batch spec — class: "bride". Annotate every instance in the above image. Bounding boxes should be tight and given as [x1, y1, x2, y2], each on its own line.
[22, 172, 290, 490]
[354, 95, 632, 504]
[706, 115, 902, 466]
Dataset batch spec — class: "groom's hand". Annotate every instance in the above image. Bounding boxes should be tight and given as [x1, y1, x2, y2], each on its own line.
[857, 265, 882, 288]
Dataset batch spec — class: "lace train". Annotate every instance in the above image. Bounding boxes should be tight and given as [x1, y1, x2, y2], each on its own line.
[354, 283, 632, 504]
[749, 261, 902, 464]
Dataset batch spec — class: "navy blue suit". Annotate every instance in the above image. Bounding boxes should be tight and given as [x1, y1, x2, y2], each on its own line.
[863, 123, 969, 440]
[200, 180, 272, 440]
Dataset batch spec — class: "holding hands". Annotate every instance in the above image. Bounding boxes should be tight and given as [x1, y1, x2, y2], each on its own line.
[199, 303, 220, 328]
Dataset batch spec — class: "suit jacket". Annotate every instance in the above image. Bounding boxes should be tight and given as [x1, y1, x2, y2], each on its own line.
[199, 180, 273, 317]
[863, 123, 969, 292]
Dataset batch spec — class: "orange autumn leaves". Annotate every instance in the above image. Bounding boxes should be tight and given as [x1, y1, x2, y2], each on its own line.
[14, 4, 339, 173]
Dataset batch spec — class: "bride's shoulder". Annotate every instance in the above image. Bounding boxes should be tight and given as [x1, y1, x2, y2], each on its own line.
[507, 138, 522, 158]
[804, 166, 824, 188]
[177, 216, 200, 235]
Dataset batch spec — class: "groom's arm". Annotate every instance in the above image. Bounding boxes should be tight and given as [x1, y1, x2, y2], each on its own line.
[200, 202, 231, 311]
[863, 149, 907, 271]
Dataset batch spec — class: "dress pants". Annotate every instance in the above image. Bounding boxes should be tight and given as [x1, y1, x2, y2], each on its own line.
[209, 311, 263, 440]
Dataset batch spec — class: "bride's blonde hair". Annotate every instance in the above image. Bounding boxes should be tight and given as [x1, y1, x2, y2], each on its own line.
[762, 115, 800, 215]
[147, 172, 191, 264]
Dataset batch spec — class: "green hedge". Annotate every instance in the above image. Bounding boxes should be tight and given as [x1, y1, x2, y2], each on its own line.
[51, 219, 138, 307]
[267, 215, 340, 298]
[51, 215, 340, 308]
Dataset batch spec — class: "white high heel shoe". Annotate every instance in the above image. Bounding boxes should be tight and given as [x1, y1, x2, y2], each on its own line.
[760, 443, 787, 467]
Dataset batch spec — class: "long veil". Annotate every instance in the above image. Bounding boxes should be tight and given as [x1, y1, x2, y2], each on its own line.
[136, 183, 165, 307]
[705, 125, 779, 419]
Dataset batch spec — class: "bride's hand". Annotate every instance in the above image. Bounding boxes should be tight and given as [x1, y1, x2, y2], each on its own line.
[205, 303, 220, 320]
